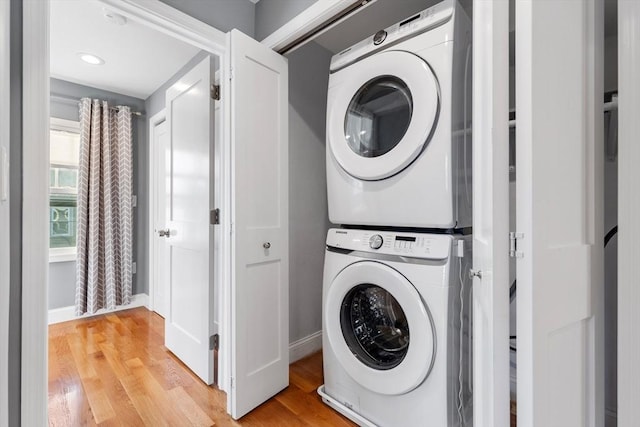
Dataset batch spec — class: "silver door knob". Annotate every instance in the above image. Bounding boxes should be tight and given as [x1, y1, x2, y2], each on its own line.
[263, 242, 271, 249]
[158, 229, 171, 238]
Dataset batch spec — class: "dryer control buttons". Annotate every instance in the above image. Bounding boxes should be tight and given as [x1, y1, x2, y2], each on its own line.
[373, 30, 387, 45]
[369, 234, 384, 249]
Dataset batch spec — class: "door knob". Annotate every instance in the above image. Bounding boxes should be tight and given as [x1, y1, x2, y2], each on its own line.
[263, 242, 271, 249]
[158, 229, 171, 238]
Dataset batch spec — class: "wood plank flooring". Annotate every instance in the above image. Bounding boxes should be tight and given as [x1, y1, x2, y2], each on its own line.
[48, 307, 356, 427]
[49, 307, 518, 426]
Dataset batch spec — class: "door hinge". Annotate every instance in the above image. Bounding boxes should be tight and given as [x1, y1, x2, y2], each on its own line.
[210, 334, 219, 351]
[211, 208, 220, 225]
[469, 269, 482, 280]
[230, 377, 235, 389]
[211, 84, 220, 101]
[509, 232, 524, 258]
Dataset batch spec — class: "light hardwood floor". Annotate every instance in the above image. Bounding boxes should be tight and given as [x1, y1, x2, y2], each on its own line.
[48, 307, 356, 427]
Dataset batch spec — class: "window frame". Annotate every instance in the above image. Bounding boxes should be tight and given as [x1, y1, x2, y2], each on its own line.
[49, 117, 80, 263]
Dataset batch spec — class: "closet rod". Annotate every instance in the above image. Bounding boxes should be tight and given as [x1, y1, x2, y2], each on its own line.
[50, 93, 144, 116]
[508, 100, 618, 129]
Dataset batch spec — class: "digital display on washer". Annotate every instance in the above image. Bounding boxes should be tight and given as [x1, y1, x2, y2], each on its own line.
[395, 236, 416, 242]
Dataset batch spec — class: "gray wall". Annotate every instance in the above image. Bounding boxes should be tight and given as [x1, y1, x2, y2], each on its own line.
[254, 0, 318, 41]
[49, 78, 148, 309]
[145, 50, 212, 118]
[9, 0, 22, 424]
[158, 0, 255, 37]
[286, 41, 333, 343]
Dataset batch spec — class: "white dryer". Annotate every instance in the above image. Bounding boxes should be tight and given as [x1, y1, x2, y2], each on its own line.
[326, 0, 472, 229]
[319, 228, 472, 427]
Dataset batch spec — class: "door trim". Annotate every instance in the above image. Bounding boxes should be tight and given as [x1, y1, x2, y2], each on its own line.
[0, 0, 10, 425]
[617, 1, 640, 424]
[22, 0, 231, 422]
[148, 109, 166, 315]
[471, 0, 510, 426]
[22, 1, 50, 425]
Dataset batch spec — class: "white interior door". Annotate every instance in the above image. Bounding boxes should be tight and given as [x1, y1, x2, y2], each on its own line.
[152, 119, 169, 319]
[516, 1, 604, 426]
[472, 1, 510, 426]
[227, 29, 289, 419]
[164, 56, 215, 384]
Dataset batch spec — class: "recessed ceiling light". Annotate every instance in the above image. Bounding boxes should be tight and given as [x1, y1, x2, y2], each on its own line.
[77, 53, 105, 65]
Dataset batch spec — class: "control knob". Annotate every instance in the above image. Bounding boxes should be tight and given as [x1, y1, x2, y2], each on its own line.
[373, 30, 387, 45]
[369, 234, 383, 249]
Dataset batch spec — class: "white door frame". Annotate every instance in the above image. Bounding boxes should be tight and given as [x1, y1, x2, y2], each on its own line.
[617, 1, 640, 424]
[471, 0, 510, 426]
[21, 1, 50, 425]
[147, 109, 166, 315]
[0, 0, 11, 425]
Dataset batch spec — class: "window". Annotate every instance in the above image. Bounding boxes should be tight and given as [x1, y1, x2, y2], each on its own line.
[49, 118, 80, 262]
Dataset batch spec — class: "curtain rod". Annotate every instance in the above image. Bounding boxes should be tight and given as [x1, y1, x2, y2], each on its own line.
[50, 93, 144, 116]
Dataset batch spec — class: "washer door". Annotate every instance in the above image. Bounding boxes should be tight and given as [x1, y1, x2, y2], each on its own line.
[325, 261, 436, 395]
[328, 50, 440, 181]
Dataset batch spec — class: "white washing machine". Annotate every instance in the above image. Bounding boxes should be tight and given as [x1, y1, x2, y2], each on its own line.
[319, 228, 473, 427]
[326, 0, 472, 229]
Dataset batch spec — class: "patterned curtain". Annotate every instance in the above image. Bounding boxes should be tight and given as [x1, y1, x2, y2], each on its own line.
[75, 98, 133, 315]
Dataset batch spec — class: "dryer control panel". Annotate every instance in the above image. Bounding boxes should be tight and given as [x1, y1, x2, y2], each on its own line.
[326, 228, 451, 260]
[330, 0, 456, 72]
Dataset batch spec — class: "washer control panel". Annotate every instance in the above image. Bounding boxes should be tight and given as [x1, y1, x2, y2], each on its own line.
[327, 228, 451, 260]
[369, 234, 384, 249]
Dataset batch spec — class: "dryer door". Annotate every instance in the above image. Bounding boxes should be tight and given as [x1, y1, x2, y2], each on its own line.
[325, 260, 436, 395]
[328, 50, 439, 181]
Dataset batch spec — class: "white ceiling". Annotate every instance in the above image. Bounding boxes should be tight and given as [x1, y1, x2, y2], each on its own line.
[50, 0, 202, 99]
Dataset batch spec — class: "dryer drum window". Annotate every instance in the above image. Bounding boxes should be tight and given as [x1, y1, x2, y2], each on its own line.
[344, 76, 413, 158]
[340, 284, 410, 370]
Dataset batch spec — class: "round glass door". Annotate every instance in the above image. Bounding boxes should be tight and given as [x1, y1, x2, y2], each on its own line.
[325, 261, 436, 395]
[328, 51, 439, 181]
[340, 284, 410, 370]
[344, 76, 413, 158]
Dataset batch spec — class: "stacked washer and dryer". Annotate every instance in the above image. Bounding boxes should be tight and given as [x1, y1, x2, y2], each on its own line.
[319, 1, 474, 426]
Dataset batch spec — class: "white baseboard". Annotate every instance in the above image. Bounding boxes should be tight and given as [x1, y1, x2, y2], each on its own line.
[48, 293, 149, 325]
[289, 330, 322, 363]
